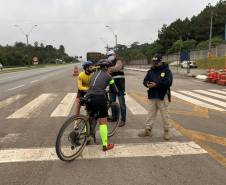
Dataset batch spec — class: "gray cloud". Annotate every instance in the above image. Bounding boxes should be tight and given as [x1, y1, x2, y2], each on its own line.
[0, 0, 219, 58]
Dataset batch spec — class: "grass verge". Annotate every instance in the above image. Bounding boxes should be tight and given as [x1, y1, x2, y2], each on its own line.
[197, 56, 226, 69]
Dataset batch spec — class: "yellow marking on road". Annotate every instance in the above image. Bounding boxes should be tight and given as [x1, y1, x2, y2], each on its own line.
[171, 120, 226, 147]
[129, 90, 226, 167]
[192, 105, 209, 118]
[171, 120, 226, 167]
[128, 91, 148, 105]
[195, 141, 226, 167]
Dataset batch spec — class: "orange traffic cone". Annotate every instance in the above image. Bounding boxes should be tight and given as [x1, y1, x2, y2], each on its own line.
[73, 66, 79, 77]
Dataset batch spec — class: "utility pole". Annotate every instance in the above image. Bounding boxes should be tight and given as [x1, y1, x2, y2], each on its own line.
[115, 34, 118, 51]
[14, 24, 38, 46]
[14, 24, 38, 66]
[208, 10, 213, 58]
[105, 25, 117, 52]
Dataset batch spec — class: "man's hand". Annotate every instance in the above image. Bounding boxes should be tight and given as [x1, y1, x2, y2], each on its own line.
[147, 82, 157, 88]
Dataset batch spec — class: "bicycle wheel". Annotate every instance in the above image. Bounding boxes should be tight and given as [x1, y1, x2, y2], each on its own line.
[107, 102, 120, 137]
[55, 115, 90, 161]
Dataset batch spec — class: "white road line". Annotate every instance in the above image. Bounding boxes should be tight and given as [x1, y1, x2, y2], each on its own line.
[0, 75, 18, 81]
[180, 91, 226, 108]
[124, 67, 148, 72]
[0, 133, 20, 143]
[125, 94, 148, 115]
[193, 90, 226, 100]
[30, 80, 39, 83]
[0, 94, 26, 109]
[0, 141, 207, 163]
[8, 84, 25, 91]
[51, 93, 77, 117]
[171, 91, 225, 111]
[209, 89, 226, 95]
[7, 94, 57, 119]
[101, 128, 182, 139]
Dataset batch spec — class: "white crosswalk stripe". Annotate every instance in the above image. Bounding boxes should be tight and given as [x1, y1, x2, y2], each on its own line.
[0, 94, 26, 109]
[7, 94, 57, 119]
[209, 89, 226, 95]
[171, 91, 225, 111]
[125, 94, 148, 115]
[0, 141, 207, 163]
[193, 90, 226, 100]
[2, 88, 226, 119]
[179, 91, 226, 108]
[50, 93, 77, 117]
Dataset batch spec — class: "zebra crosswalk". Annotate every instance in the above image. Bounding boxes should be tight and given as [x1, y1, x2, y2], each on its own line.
[0, 89, 225, 119]
[171, 89, 226, 112]
[50, 93, 77, 117]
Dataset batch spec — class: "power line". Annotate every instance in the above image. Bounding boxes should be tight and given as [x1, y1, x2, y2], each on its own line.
[0, 18, 159, 25]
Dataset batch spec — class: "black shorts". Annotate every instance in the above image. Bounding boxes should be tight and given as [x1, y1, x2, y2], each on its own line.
[89, 95, 108, 118]
[76, 90, 86, 99]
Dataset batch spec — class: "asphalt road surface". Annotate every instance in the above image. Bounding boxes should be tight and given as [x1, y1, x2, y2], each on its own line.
[0, 64, 226, 185]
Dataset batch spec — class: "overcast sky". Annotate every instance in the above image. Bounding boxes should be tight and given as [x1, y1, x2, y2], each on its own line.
[0, 0, 219, 57]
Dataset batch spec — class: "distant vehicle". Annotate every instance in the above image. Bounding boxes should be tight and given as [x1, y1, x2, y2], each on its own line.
[0, 63, 3, 70]
[181, 61, 197, 68]
[86, 52, 105, 65]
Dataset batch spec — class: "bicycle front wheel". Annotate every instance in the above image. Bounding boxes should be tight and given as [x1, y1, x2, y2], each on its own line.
[55, 115, 89, 161]
[107, 102, 120, 137]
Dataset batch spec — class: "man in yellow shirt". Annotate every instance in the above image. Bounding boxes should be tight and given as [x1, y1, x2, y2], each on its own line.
[75, 61, 93, 115]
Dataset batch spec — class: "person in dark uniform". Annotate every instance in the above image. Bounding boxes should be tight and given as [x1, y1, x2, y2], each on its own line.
[138, 54, 173, 140]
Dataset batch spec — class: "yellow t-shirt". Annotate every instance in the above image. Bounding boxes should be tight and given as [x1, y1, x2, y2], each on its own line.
[77, 71, 92, 91]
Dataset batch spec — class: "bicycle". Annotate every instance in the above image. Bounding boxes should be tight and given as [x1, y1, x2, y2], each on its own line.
[55, 91, 120, 161]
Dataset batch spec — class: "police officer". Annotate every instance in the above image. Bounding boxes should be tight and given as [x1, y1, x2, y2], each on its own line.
[138, 54, 173, 140]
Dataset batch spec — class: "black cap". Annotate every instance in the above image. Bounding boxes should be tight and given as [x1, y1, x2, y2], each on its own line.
[96, 59, 110, 68]
[152, 54, 162, 62]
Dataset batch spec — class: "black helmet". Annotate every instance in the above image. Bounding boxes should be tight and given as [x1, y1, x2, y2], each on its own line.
[96, 59, 110, 68]
[152, 54, 162, 62]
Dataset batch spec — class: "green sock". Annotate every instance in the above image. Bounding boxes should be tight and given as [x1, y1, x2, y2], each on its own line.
[99, 124, 108, 147]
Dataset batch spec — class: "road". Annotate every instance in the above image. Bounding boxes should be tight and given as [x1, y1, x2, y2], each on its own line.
[0, 64, 226, 185]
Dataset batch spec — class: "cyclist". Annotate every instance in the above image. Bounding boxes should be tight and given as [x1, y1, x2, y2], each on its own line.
[86, 59, 118, 151]
[75, 61, 93, 115]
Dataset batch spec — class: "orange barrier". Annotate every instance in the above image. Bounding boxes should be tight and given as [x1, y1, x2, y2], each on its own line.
[206, 68, 226, 86]
[73, 66, 79, 77]
[206, 68, 216, 82]
[217, 68, 226, 86]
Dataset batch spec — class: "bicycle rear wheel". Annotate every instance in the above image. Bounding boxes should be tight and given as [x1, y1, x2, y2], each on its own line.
[55, 115, 89, 161]
[107, 102, 120, 137]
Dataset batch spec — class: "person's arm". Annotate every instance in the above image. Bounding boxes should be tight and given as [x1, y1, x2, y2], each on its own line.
[157, 69, 173, 88]
[143, 71, 151, 88]
[109, 60, 123, 72]
[77, 74, 88, 91]
[109, 79, 119, 93]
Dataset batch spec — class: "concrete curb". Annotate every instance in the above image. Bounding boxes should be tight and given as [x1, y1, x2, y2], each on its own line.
[195, 75, 207, 80]
[125, 67, 208, 81]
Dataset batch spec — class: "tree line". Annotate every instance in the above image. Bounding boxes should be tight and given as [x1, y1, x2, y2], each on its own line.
[117, 0, 226, 62]
[0, 41, 78, 67]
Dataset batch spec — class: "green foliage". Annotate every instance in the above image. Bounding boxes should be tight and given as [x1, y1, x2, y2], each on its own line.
[0, 42, 78, 67]
[196, 37, 226, 49]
